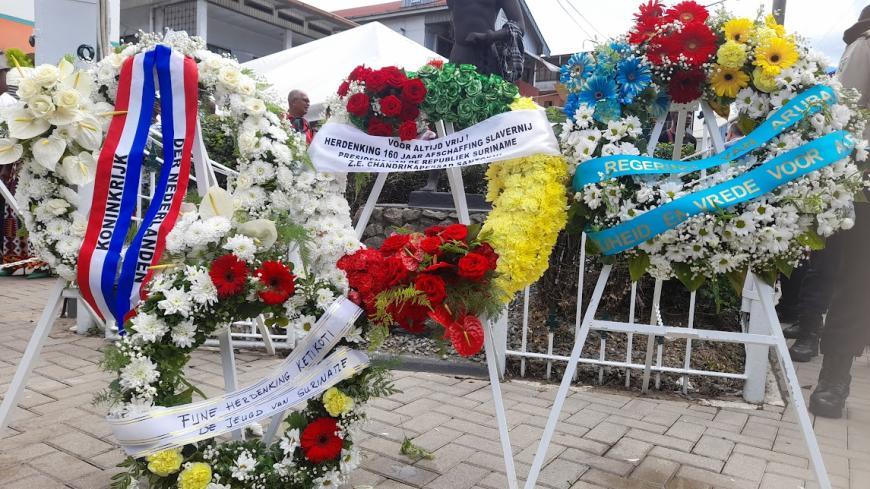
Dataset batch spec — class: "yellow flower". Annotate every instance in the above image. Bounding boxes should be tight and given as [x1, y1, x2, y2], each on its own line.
[145, 449, 183, 477]
[716, 41, 747, 69]
[710, 66, 749, 98]
[723, 18, 754, 44]
[752, 27, 778, 47]
[322, 387, 354, 417]
[765, 14, 786, 37]
[177, 462, 212, 489]
[510, 97, 539, 111]
[754, 37, 798, 76]
[752, 67, 778, 93]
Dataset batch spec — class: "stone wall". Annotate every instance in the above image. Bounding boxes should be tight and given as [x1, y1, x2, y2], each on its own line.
[355, 205, 489, 248]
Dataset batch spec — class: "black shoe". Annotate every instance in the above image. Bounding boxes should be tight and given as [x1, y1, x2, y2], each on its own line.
[782, 323, 802, 339]
[809, 354, 854, 419]
[789, 334, 819, 362]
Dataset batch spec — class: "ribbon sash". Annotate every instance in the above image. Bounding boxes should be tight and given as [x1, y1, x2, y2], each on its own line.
[308, 109, 560, 173]
[109, 298, 366, 457]
[78, 45, 196, 329]
[588, 131, 856, 255]
[573, 85, 838, 189]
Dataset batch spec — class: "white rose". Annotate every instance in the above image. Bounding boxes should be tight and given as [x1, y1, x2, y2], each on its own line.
[44, 198, 71, 216]
[244, 98, 266, 116]
[238, 131, 258, 154]
[28, 94, 55, 118]
[219, 66, 241, 89]
[239, 77, 256, 96]
[16, 78, 40, 100]
[53, 88, 81, 110]
[31, 64, 61, 88]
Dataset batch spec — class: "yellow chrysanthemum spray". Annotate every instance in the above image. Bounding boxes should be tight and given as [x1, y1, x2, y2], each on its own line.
[323, 387, 354, 417]
[177, 462, 213, 489]
[145, 448, 184, 477]
[482, 98, 568, 299]
[716, 41, 747, 69]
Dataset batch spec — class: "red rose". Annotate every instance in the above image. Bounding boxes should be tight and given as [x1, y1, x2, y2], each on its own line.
[440, 224, 468, 242]
[348, 65, 372, 81]
[399, 103, 420, 122]
[420, 236, 443, 255]
[347, 92, 371, 117]
[367, 117, 393, 137]
[337, 80, 350, 97]
[415, 273, 447, 304]
[398, 120, 417, 141]
[365, 70, 388, 92]
[300, 417, 343, 463]
[474, 242, 499, 269]
[448, 314, 485, 357]
[424, 225, 445, 236]
[379, 95, 403, 117]
[380, 233, 411, 255]
[383, 255, 411, 287]
[380, 66, 406, 87]
[423, 261, 454, 273]
[458, 252, 489, 281]
[388, 301, 429, 333]
[401, 78, 427, 104]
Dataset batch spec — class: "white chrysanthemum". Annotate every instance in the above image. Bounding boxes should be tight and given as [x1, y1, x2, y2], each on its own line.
[187, 267, 218, 305]
[314, 470, 343, 488]
[119, 356, 159, 391]
[280, 428, 301, 455]
[315, 288, 335, 310]
[171, 321, 197, 348]
[158, 287, 193, 317]
[293, 315, 317, 338]
[728, 212, 757, 237]
[574, 105, 595, 128]
[603, 120, 627, 142]
[131, 312, 168, 343]
[223, 234, 257, 262]
[248, 159, 276, 184]
[231, 451, 257, 481]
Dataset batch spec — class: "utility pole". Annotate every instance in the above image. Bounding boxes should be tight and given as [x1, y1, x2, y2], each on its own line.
[772, 0, 787, 25]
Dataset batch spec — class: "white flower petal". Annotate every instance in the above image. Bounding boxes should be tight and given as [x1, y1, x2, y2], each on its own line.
[7, 109, 51, 139]
[31, 137, 66, 171]
[198, 186, 235, 219]
[71, 114, 103, 150]
[46, 107, 82, 126]
[0, 138, 24, 165]
[61, 70, 94, 96]
[61, 151, 97, 186]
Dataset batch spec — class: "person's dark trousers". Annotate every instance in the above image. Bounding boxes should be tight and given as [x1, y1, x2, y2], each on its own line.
[810, 203, 870, 418]
[787, 245, 840, 360]
[777, 264, 807, 323]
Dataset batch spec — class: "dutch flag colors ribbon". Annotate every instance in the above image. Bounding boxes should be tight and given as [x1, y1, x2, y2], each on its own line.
[78, 45, 197, 331]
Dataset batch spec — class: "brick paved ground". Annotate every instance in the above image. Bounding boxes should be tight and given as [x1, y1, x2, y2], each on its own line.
[0, 277, 868, 489]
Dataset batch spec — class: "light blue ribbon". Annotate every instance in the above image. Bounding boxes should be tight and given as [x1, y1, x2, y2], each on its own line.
[588, 130, 856, 256]
[573, 84, 838, 190]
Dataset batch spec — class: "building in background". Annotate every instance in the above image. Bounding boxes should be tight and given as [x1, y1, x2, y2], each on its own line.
[333, 0, 560, 105]
[1, 3, 35, 56]
[120, 0, 356, 63]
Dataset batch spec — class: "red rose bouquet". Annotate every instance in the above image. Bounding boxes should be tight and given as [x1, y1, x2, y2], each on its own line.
[335, 64, 426, 141]
[337, 223, 503, 357]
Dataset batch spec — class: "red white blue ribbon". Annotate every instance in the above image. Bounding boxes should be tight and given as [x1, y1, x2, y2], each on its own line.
[78, 45, 197, 331]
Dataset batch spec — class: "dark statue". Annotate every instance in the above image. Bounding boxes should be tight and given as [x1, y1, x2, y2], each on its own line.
[413, 0, 526, 198]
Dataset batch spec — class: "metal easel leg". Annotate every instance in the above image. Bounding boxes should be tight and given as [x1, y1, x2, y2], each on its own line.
[641, 279, 663, 393]
[354, 172, 388, 239]
[523, 265, 612, 489]
[484, 318, 519, 489]
[254, 316, 276, 356]
[218, 327, 244, 441]
[0, 278, 66, 432]
[753, 274, 831, 489]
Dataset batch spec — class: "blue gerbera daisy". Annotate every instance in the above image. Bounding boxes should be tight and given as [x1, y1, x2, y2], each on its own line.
[559, 52, 595, 90]
[593, 99, 622, 124]
[578, 76, 617, 107]
[616, 57, 652, 104]
[650, 89, 671, 119]
[563, 92, 581, 120]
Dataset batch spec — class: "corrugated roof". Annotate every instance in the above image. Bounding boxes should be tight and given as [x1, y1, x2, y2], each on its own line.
[334, 1, 447, 19]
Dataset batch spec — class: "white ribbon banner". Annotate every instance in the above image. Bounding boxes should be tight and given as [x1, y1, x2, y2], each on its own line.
[108, 297, 366, 457]
[308, 109, 560, 173]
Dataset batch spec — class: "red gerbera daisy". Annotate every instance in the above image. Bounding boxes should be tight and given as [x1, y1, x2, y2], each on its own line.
[664, 22, 716, 66]
[255, 260, 296, 305]
[629, 16, 662, 45]
[447, 314, 485, 357]
[668, 68, 706, 103]
[665, 1, 709, 25]
[300, 418, 343, 463]
[634, 0, 665, 24]
[209, 254, 249, 298]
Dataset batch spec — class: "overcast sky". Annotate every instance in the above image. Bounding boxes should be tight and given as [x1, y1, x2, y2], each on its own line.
[305, 0, 867, 64]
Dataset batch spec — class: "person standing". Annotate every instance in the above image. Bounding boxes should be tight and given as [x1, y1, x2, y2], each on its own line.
[806, 6, 870, 418]
[286, 89, 313, 144]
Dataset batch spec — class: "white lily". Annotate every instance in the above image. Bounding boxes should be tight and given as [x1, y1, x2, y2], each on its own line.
[47, 106, 82, 126]
[60, 151, 98, 186]
[31, 137, 67, 171]
[198, 186, 235, 219]
[71, 114, 103, 150]
[236, 219, 278, 250]
[0, 138, 24, 165]
[7, 108, 51, 139]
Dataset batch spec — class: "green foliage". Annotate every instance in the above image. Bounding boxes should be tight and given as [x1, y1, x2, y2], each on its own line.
[672, 262, 707, 291]
[628, 253, 650, 282]
[546, 106, 567, 124]
[4, 48, 33, 68]
[200, 114, 239, 169]
[368, 324, 391, 351]
[340, 365, 399, 402]
[373, 286, 430, 327]
[653, 142, 696, 159]
[400, 436, 434, 461]
[797, 229, 826, 250]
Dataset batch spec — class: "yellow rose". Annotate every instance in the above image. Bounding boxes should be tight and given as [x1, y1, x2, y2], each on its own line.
[510, 97, 539, 111]
[145, 448, 183, 477]
[716, 41, 747, 69]
[322, 387, 354, 417]
[177, 462, 212, 489]
[752, 67, 778, 93]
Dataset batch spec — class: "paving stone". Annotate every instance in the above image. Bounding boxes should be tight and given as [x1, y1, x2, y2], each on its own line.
[693, 435, 736, 460]
[605, 437, 653, 465]
[630, 456, 679, 485]
[723, 452, 767, 482]
[584, 421, 628, 445]
[578, 468, 661, 489]
[649, 446, 725, 473]
[5, 474, 67, 489]
[424, 462, 489, 489]
[48, 429, 114, 458]
[666, 419, 707, 442]
[537, 458, 589, 489]
[365, 455, 439, 487]
[675, 465, 758, 489]
[415, 443, 476, 473]
[626, 428, 695, 452]
[759, 472, 808, 489]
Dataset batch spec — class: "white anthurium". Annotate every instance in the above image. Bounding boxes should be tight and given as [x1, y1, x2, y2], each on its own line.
[31, 136, 67, 171]
[7, 108, 51, 139]
[198, 186, 235, 219]
[0, 138, 24, 165]
[47, 106, 82, 126]
[91, 101, 117, 130]
[71, 114, 104, 151]
[236, 219, 278, 250]
[5, 66, 34, 87]
[57, 58, 75, 80]
[60, 151, 98, 186]
[60, 69, 94, 97]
